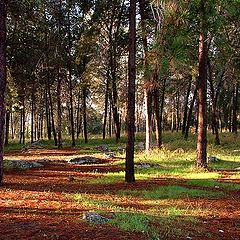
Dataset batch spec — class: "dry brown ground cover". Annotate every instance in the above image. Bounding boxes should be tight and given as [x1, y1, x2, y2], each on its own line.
[0, 148, 239, 240]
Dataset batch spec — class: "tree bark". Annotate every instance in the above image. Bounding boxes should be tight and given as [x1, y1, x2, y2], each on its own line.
[31, 93, 34, 144]
[0, 0, 7, 184]
[82, 85, 88, 143]
[232, 83, 239, 134]
[4, 110, 9, 145]
[139, 0, 153, 152]
[208, 60, 224, 145]
[125, 0, 136, 183]
[196, 0, 208, 168]
[182, 79, 191, 135]
[57, 68, 62, 148]
[103, 74, 110, 140]
[45, 87, 51, 140]
[185, 87, 197, 140]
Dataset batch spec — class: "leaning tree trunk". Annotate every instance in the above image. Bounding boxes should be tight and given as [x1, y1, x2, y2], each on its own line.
[125, 0, 136, 183]
[0, 0, 7, 185]
[196, 0, 208, 168]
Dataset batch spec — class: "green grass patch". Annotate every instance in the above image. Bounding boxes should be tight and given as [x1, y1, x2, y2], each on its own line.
[119, 185, 224, 200]
[187, 179, 240, 190]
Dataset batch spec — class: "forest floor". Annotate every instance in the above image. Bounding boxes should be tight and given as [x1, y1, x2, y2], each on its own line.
[0, 147, 240, 240]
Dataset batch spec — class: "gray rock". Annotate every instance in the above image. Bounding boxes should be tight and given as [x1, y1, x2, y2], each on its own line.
[104, 153, 116, 159]
[68, 156, 100, 165]
[83, 212, 110, 224]
[4, 160, 43, 170]
[207, 156, 219, 163]
[135, 162, 161, 169]
[96, 145, 110, 152]
[135, 142, 145, 150]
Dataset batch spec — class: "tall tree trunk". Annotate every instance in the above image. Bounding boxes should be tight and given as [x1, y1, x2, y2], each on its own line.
[57, 68, 62, 148]
[0, 0, 7, 185]
[139, 0, 152, 152]
[182, 79, 191, 135]
[67, 5, 75, 147]
[196, 0, 208, 168]
[232, 83, 239, 134]
[125, 0, 136, 183]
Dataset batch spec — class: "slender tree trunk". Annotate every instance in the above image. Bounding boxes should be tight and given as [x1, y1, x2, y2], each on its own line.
[139, 0, 153, 152]
[21, 98, 26, 145]
[109, 103, 112, 138]
[125, 0, 136, 183]
[57, 68, 62, 148]
[196, 1, 208, 168]
[145, 91, 152, 151]
[47, 76, 57, 146]
[208, 61, 223, 145]
[103, 75, 110, 140]
[159, 78, 166, 146]
[67, 6, 75, 147]
[153, 85, 161, 148]
[0, 0, 7, 185]
[45, 87, 51, 140]
[4, 110, 9, 145]
[82, 85, 88, 143]
[185, 87, 197, 140]
[31, 94, 34, 144]
[232, 83, 239, 134]
[76, 92, 81, 139]
[176, 91, 180, 132]
[11, 112, 14, 139]
[182, 80, 191, 135]
[111, 74, 121, 143]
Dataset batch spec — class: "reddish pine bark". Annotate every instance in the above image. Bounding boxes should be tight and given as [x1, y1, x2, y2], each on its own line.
[125, 0, 136, 183]
[196, 1, 208, 168]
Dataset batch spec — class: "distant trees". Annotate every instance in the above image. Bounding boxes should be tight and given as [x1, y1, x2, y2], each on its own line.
[1, 0, 239, 174]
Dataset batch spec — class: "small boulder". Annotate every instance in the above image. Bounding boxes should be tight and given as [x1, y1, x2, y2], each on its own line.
[207, 156, 219, 163]
[104, 153, 116, 159]
[83, 212, 110, 224]
[4, 160, 43, 170]
[68, 156, 100, 165]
